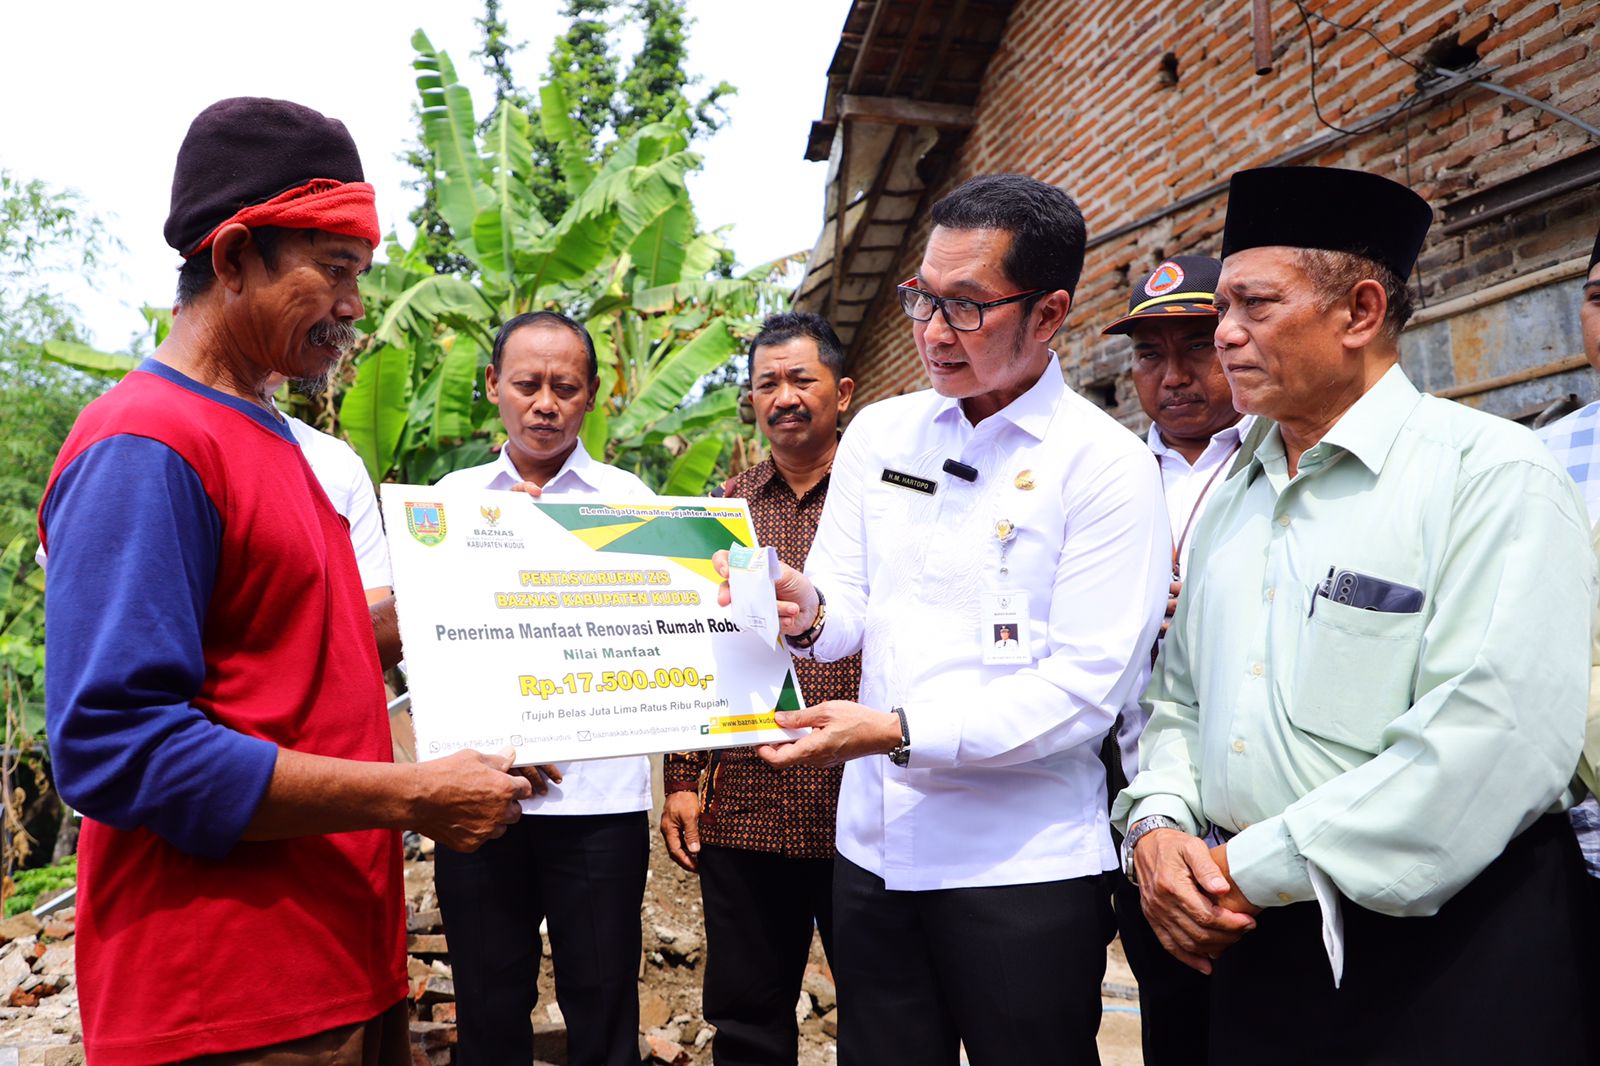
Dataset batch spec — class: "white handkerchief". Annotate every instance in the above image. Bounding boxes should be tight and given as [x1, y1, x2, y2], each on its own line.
[1308, 861, 1345, 987]
[727, 544, 783, 650]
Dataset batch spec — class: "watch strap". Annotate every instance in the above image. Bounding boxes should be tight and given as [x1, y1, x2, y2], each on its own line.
[887, 706, 911, 767]
[1121, 814, 1182, 884]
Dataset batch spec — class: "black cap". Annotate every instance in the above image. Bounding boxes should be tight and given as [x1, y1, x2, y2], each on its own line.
[1590, 225, 1599, 273]
[165, 97, 366, 257]
[1220, 166, 1433, 280]
[1102, 255, 1221, 336]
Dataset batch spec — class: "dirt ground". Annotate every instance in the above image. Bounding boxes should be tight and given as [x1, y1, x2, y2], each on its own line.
[0, 826, 1147, 1065]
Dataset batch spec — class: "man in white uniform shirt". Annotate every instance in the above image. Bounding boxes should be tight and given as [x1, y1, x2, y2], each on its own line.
[721, 174, 1169, 1064]
[267, 374, 393, 604]
[432, 311, 652, 1066]
[1099, 254, 1249, 1066]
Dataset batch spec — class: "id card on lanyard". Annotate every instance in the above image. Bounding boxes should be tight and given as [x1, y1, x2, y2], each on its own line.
[982, 516, 1032, 665]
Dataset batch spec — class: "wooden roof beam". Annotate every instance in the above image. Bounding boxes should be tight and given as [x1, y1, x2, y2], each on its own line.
[838, 94, 976, 129]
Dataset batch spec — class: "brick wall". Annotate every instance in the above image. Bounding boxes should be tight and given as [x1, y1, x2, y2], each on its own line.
[843, 0, 1600, 427]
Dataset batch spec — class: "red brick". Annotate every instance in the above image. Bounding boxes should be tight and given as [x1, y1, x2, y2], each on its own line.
[824, 0, 1600, 411]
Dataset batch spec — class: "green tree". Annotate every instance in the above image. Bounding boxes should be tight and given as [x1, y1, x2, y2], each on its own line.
[410, 0, 736, 237]
[339, 31, 787, 494]
[0, 171, 111, 599]
[617, 0, 733, 142]
[0, 171, 119, 876]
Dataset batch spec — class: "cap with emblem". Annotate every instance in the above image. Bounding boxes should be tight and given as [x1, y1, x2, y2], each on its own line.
[1102, 254, 1221, 336]
[1220, 166, 1433, 281]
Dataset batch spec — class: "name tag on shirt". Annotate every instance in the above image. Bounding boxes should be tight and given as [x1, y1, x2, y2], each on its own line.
[881, 469, 937, 495]
[982, 590, 1032, 665]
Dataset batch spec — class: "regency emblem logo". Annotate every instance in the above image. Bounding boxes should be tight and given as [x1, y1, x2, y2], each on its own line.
[406, 502, 448, 547]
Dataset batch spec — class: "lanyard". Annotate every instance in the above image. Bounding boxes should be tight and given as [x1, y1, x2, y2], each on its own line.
[1160, 441, 1240, 577]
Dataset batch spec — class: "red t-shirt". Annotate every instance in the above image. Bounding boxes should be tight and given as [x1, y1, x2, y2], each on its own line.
[40, 363, 405, 1062]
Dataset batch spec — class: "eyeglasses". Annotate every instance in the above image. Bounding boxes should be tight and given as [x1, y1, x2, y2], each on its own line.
[895, 278, 1047, 332]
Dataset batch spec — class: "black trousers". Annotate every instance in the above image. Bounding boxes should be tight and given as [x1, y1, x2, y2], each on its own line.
[1111, 870, 1209, 1066]
[1208, 814, 1588, 1066]
[434, 811, 649, 1066]
[832, 855, 1115, 1066]
[698, 845, 835, 1066]
[1583, 870, 1600, 1066]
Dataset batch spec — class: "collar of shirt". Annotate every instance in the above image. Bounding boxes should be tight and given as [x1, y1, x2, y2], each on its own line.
[1535, 400, 1600, 527]
[1247, 363, 1422, 482]
[929, 351, 1064, 441]
[1148, 415, 1256, 472]
[744, 450, 837, 507]
[488, 439, 603, 493]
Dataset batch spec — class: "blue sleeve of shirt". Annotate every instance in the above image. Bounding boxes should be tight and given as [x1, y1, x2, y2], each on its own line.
[42, 435, 278, 859]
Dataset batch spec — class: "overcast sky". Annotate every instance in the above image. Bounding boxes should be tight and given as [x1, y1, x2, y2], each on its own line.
[0, 0, 851, 349]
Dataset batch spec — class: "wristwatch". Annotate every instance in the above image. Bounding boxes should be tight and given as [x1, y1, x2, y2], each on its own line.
[1121, 815, 1182, 884]
[786, 588, 827, 650]
[887, 706, 911, 767]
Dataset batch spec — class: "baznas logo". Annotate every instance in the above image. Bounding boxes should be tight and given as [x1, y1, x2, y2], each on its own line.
[1145, 260, 1185, 297]
[406, 502, 448, 546]
[480, 505, 502, 526]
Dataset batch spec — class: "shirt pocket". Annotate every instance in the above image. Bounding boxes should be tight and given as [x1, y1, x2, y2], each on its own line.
[1289, 598, 1425, 754]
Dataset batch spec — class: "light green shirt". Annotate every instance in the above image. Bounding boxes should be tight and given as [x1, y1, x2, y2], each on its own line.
[1114, 364, 1595, 917]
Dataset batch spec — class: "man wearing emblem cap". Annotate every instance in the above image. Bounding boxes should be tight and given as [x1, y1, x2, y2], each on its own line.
[1100, 252, 1251, 1066]
[38, 97, 532, 1063]
[1114, 165, 1594, 1063]
[1531, 221, 1600, 1024]
[714, 173, 1170, 1064]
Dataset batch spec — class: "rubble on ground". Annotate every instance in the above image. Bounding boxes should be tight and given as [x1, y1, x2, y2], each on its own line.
[0, 835, 1145, 1064]
[0, 835, 839, 1066]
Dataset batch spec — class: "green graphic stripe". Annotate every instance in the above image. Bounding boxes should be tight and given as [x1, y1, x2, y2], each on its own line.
[536, 502, 648, 532]
[535, 502, 752, 559]
[599, 514, 752, 558]
[776, 671, 801, 712]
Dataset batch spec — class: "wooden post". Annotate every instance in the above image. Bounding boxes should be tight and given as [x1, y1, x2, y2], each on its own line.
[1252, 0, 1274, 75]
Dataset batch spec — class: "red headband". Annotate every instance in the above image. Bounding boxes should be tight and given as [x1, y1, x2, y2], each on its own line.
[185, 178, 380, 258]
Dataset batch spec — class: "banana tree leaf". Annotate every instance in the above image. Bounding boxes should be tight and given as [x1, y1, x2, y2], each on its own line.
[741, 249, 810, 281]
[660, 435, 723, 496]
[402, 438, 497, 487]
[630, 277, 788, 317]
[628, 385, 739, 447]
[473, 103, 545, 283]
[510, 124, 698, 303]
[680, 232, 725, 281]
[513, 212, 619, 302]
[539, 83, 597, 199]
[140, 306, 174, 346]
[41, 340, 137, 379]
[579, 407, 610, 461]
[398, 360, 443, 458]
[610, 319, 741, 440]
[603, 121, 689, 173]
[374, 275, 498, 348]
[413, 30, 489, 253]
[341, 344, 415, 482]
[433, 334, 480, 444]
[358, 256, 432, 334]
[628, 203, 693, 290]
[606, 153, 700, 256]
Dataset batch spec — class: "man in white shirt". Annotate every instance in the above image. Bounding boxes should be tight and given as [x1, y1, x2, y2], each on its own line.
[284, 413, 391, 601]
[431, 311, 653, 1066]
[722, 174, 1169, 1064]
[1099, 254, 1248, 1066]
[263, 372, 394, 604]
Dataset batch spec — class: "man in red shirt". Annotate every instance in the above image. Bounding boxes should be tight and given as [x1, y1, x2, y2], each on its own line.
[40, 97, 530, 1064]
